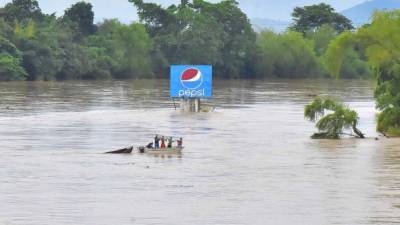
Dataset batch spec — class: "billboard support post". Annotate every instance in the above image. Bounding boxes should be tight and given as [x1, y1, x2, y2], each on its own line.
[180, 98, 201, 112]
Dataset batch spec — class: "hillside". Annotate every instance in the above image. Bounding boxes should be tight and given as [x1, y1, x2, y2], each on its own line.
[251, 18, 290, 32]
[342, 0, 400, 26]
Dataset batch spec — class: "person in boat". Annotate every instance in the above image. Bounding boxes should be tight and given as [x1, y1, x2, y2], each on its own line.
[167, 136, 173, 148]
[177, 138, 183, 148]
[160, 136, 166, 148]
[154, 135, 159, 149]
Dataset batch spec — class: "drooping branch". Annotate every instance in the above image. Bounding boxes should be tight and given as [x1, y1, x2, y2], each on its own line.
[305, 96, 365, 139]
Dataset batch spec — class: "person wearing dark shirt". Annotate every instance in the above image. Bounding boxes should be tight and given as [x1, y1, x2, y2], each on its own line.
[154, 135, 160, 149]
[177, 138, 183, 148]
[167, 137, 173, 148]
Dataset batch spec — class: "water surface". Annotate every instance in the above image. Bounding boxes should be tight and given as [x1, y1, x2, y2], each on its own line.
[1, 79, 399, 225]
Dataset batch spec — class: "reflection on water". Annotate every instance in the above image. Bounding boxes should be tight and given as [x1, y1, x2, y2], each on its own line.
[0, 79, 399, 225]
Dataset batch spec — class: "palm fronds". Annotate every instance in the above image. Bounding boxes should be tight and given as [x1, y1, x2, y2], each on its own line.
[305, 96, 364, 139]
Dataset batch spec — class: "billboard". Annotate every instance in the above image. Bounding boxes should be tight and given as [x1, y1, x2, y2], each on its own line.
[170, 65, 212, 98]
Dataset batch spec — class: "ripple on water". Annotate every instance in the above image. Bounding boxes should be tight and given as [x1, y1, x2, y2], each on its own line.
[0, 79, 399, 225]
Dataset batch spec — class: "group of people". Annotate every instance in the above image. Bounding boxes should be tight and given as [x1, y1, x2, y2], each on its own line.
[146, 135, 183, 149]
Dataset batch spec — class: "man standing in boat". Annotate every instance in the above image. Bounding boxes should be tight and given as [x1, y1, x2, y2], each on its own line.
[177, 138, 183, 148]
[154, 135, 160, 149]
[167, 136, 173, 148]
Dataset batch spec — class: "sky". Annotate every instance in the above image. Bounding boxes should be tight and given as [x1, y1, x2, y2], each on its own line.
[0, 0, 367, 22]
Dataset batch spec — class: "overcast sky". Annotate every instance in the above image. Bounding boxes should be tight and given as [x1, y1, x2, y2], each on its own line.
[0, 0, 366, 22]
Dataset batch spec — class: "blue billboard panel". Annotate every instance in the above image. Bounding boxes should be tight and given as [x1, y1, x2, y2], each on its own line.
[170, 65, 212, 98]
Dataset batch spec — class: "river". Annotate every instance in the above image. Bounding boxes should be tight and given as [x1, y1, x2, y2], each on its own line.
[0, 79, 399, 225]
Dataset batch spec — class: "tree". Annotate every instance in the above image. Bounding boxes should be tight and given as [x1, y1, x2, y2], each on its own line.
[305, 96, 365, 139]
[81, 46, 112, 79]
[192, 0, 256, 78]
[11, 17, 65, 81]
[325, 10, 400, 136]
[255, 30, 325, 78]
[63, 1, 96, 36]
[306, 24, 337, 56]
[0, 18, 14, 39]
[0, 35, 20, 57]
[112, 23, 153, 78]
[129, 0, 256, 78]
[0, 35, 27, 80]
[291, 3, 353, 34]
[88, 20, 153, 79]
[0, 54, 27, 80]
[0, 0, 43, 23]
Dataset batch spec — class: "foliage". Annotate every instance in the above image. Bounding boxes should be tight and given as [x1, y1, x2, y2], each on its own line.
[0, 35, 27, 80]
[290, 3, 354, 33]
[0, 0, 375, 81]
[88, 20, 153, 79]
[325, 10, 400, 135]
[0, 0, 43, 23]
[0, 54, 27, 81]
[306, 25, 337, 56]
[0, 18, 14, 39]
[129, 0, 256, 78]
[255, 30, 325, 78]
[63, 1, 96, 36]
[305, 96, 363, 139]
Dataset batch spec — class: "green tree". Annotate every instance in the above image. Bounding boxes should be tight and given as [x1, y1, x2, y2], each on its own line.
[63, 1, 96, 36]
[112, 23, 153, 78]
[192, 0, 256, 78]
[0, 54, 27, 80]
[255, 30, 324, 78]
[0, 0, 43, 23]
[130, 0, 256, 78]
[0, 35, 27, 80]
[12, 18, 65, 80]
[88, 20, 153, 79]
[0, 18, 14, 39]
[325, 10, 400, 136]
[306, 25, 337, 56]
[0, 35, 20, 57]
[291, 3, 353, 34]
[305, 96, 365, 139]
[82, 46, 112, 79]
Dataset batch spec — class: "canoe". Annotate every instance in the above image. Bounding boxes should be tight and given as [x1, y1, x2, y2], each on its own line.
[138, 146, 184, 155]
[105, 146, 133, 154]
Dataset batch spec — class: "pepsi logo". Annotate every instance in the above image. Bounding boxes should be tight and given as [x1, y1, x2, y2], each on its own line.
[180, 68, 203, 90]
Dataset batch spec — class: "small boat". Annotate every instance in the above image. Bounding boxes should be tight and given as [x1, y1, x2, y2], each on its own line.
[138, 146, 184, 155]
[105, 146, 133, 154]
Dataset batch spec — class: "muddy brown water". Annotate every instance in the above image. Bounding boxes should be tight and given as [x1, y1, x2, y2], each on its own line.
[0, 79, 399, 225]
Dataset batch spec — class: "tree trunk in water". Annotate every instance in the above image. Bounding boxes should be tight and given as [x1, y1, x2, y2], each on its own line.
[352, 126, 365, 138]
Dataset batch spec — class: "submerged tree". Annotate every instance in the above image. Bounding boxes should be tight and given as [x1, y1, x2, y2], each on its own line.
[305, 96, 365, 139]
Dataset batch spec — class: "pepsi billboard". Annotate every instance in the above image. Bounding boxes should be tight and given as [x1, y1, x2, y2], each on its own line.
[170, 65, 212, 98]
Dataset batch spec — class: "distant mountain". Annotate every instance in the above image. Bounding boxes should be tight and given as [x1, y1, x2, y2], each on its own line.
[342, 0, 400, 26]
[251, 18, 290, 33]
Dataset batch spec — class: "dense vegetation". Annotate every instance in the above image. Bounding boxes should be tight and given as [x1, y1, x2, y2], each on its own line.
[325, 10, 400, 136]
[0, 0, 373, 81]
